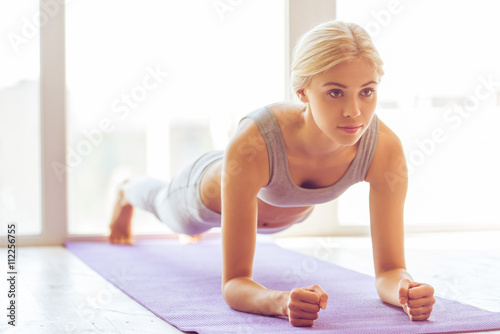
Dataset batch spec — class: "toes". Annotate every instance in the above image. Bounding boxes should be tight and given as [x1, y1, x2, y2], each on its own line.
[109, 234, 134, 245]
[124, 238, 135, 245]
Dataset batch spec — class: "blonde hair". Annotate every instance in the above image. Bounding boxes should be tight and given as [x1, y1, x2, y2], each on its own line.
[291, 20, 384, 97]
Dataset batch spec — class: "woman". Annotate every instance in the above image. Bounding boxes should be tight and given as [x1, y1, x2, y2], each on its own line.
[109, 20, 436, 327]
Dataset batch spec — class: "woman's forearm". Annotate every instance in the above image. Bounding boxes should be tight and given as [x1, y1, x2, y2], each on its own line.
[375, 268, 413, 307]
[222, 276, 289, 316]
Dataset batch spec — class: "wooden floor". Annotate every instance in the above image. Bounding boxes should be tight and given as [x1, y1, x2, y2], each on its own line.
[1, 231, 499, 333]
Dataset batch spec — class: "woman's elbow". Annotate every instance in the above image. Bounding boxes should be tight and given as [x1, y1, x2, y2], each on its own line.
[221, 277, 239, 309]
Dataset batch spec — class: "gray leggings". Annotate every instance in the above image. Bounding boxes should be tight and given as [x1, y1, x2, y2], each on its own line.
[123, 150, 301, 235]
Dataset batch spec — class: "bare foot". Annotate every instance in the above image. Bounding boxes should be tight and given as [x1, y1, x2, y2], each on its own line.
[178, 234, 203, 244]
[109, 181, 134, 245]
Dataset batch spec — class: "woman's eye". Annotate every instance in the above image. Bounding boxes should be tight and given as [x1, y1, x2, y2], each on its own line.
[361, 88, 375, 97]
[329, 89, 343, 98]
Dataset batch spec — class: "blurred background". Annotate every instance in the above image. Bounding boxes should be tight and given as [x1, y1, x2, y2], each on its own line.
[0, 0, 499, 240]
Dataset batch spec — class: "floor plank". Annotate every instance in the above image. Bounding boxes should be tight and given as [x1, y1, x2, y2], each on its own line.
[0, 247, 182, 334]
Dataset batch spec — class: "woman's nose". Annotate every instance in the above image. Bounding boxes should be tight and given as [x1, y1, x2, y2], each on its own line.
[342, 97, 361, 118]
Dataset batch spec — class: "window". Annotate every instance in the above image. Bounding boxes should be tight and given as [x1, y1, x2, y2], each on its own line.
[66, 0, 285, 235]
[336, 0, 500, 230]
[0, 1, 41, 236]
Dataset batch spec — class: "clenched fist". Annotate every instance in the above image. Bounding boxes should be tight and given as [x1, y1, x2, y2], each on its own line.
[286, 285, 328, 327]
[399, 279, 436, 321]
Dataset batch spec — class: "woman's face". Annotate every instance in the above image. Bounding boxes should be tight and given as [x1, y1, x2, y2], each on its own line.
[301, 57, 379, 147]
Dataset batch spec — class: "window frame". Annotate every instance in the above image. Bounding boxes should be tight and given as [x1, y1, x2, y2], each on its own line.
[19, 0, 67, 246]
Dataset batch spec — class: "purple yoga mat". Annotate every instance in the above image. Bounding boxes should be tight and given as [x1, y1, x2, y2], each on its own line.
[65, 239, 500, 334]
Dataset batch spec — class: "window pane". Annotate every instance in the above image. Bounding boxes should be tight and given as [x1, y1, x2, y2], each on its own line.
[337, 0, 500, 227]
[0, 1, 41, 235]
[66, 0, 285, 235]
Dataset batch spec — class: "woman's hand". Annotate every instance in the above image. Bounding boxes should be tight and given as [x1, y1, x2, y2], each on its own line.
[399, 279, 436, 321]
[286, 285, 328, 327]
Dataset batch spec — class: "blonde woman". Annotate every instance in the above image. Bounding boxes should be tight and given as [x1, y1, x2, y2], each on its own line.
[110, 20, 436, 327]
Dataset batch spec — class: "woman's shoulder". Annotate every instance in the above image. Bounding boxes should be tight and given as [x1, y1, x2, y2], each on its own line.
[376, 118, 403, 150]
[267, 101, 306, 124]
[224, 102, 304, 183]
[236, 102, 304, 137]
[224, 113, 271, 188]
[365, 118, 406, 184]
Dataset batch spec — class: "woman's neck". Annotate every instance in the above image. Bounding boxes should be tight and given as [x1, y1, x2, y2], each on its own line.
[296, 105, 352, 158]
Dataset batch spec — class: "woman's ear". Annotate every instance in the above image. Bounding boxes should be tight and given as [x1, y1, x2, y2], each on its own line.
[297, 89, 309, 103]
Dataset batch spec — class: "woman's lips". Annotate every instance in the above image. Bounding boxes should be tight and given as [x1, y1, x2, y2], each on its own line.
[338, 125, 363, 134]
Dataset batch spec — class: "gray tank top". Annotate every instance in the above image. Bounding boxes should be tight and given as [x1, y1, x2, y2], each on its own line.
[241, 105, 380, 207]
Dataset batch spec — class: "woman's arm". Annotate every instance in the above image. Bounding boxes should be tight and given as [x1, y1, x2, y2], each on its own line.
[220, 120, 327, 326]
[366, 121, 435, 321]
[220, 120, 286, 315]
